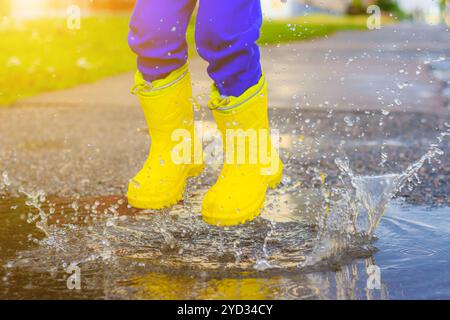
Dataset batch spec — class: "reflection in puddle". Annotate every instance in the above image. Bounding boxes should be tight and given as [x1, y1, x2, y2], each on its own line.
[2, 185, 450, 299]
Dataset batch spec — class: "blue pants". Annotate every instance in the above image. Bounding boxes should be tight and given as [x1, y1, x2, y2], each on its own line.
[128, 0, 263, 97]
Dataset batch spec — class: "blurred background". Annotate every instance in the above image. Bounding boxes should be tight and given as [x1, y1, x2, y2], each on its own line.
[0, 0, 448, 106]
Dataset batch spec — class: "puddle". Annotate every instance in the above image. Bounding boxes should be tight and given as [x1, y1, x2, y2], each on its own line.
[0, 122, 449, 299]
[1, 191, 449, 299]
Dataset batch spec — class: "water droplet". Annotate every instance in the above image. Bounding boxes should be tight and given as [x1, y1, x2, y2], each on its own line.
[344, 116, 354, 127]
[2, 171, 10, 186]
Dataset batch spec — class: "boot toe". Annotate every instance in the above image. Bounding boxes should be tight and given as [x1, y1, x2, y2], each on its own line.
[126, 174, 186, 209]
[202, 187, 265, 226]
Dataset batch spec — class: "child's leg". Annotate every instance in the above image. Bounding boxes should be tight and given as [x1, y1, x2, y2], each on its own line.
[195, 0, 263, 97]
[197, 1, 283, 226]
[128, 0, 197, 82]
[126, 0, 204, 211]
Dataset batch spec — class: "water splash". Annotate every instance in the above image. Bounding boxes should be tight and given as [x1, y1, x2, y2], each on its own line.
[18, 187, 51, 236]
[0, 171, 11, 194]
[303, 128, 449, 268]
[254, 219, 278, 271]
[3, 121, 449, 280]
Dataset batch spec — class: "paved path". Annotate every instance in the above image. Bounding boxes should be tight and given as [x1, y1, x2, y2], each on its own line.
[1, 23, 449, 202]
[13, 22, 450, 114]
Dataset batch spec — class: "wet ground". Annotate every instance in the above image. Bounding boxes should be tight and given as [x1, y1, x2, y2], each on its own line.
[1, 195, 449, 299]
[0, 23, 449, 299]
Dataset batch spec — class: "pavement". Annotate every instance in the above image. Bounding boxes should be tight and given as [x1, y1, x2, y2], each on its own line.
[0, 22, 449, 204]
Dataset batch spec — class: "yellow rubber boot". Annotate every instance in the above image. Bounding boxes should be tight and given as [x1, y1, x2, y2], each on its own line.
[127, 64, 204, 209]
[202, 76, 283, 226]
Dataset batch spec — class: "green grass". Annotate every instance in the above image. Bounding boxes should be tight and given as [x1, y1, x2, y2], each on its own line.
[259, 14, 370, 44]
[0, 14, 372, 106]
[0, 15, 133, 105]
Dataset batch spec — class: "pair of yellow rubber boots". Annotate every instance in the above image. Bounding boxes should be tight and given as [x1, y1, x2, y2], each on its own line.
[126, 64, 283, 226]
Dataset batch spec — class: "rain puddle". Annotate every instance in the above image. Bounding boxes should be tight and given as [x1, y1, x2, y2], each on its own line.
[0, 127, 448, 299]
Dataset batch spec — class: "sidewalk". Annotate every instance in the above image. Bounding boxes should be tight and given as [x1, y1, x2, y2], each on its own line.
[12, 23, 450, 114]
[1, 23, 449, 200]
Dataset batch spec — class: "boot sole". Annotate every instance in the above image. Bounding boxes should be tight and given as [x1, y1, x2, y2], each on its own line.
[202, 166, 283, 227]
[127, 164, 204, 210]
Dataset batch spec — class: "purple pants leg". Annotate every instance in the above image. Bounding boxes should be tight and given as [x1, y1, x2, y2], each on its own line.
[128, 0, 196, 83]
[128, 0, 263, 97]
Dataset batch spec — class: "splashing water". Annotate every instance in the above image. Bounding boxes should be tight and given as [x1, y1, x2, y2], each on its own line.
[303, 128, 449, 268]
[19, 187, 51, 236]
[2, 123, 449, 284]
